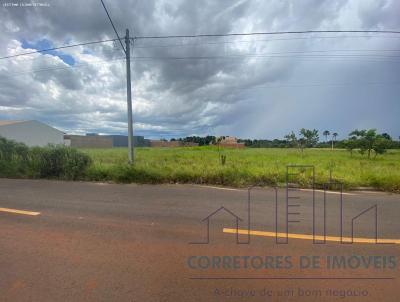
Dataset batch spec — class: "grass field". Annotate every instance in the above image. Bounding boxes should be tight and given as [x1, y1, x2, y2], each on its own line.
[83, 147, 400, 192]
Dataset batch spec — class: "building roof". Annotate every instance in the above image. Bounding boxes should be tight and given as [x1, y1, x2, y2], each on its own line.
[0, 120, 64, 134]
[0, 120, 26, 126]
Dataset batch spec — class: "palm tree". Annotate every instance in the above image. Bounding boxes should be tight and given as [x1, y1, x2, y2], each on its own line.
[323, 130, 330, 146]
[332, 132, 338, 150]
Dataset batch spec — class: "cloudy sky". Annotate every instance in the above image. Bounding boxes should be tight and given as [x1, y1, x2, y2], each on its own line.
[0, 0, 399, 140]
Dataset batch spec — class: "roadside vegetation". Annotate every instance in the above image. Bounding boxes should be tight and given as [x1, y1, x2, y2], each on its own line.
[0, 137, 91, 180]
[83, 146, 400, 193]
[0, 128, 399, 192]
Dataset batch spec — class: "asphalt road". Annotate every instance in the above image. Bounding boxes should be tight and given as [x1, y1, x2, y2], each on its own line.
[0, 179, 399, 301]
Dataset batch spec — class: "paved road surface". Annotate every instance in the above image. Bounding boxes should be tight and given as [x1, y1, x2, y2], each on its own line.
[0, 179, 399, 301]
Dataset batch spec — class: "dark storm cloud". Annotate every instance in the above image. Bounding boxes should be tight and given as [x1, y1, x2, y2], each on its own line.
[0, 0, 399, 138]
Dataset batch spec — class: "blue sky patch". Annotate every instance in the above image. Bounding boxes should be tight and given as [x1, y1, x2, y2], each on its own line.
[21, 38, 75, 66]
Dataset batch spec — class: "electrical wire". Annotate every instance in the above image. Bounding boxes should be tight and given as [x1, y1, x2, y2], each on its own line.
[0, 39, 118, 61]
[132, 35, 400, 49]
[134, 30, 400, 40]
[2, 30, 400, 61]
[99, 0, 126, 53]
[2, 53, 398, 79]
[0, 57, 125, 78]
[129, 54, 400, 64]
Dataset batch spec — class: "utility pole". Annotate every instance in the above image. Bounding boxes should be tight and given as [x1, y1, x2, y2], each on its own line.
[100, 0, 134, 164]
[125, 29, 134, 164]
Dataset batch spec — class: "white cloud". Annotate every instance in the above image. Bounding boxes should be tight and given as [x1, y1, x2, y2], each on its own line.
[0, 0, 399, 139]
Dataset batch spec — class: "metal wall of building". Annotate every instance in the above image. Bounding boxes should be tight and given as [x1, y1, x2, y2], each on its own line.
[0, 120, 64, 147]
[64, 135, 113, 148]
[63, 135, 150, 148]
[106, 135, 150, 147]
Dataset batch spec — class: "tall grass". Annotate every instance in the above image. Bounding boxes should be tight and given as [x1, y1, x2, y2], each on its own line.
[0, 137, 91, 180]
[83, 147, 400, 192]
[1, 135, 398, 192]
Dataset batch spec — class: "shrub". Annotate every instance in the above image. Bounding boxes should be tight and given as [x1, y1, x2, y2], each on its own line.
[29, 146, 92, 180]
[0, 137, 92, 180]
[0, 136, 29, 162]
[0, 137, 30, 176]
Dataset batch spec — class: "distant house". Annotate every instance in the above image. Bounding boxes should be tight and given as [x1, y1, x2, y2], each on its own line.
[0, 120, 64, 147]
[219, 136, 245, 149]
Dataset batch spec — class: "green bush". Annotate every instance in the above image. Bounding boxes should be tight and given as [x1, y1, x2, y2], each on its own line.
[0, 137, 92, 180]
[0, 136, 29, 162]
[0, 137, 30, 176]
[29, 146, 92, 180]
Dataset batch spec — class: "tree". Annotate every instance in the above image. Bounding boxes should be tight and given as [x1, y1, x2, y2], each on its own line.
[284, 129, 319, 153]
[343, 136, 357, 156]
[284, 131, 298, 148]
[299, 128, 319, 148]
[381, 133, 392, 141]
[372, 136, 391, 157]
[349, 129, 391, 158]
[323, 130, 330, 143]
[332, 132, 338, 150]
[178, 136, 216, 146]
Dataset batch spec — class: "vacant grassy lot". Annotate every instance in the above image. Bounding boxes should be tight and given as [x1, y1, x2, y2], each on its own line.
[83, 147, 400, 192]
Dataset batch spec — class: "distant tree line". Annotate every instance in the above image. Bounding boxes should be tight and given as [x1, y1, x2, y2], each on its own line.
[238, 139, 289, 148]
[340, 130, 396, 158]
[169, 129, 400, 156]
[171, 136, 217, 146]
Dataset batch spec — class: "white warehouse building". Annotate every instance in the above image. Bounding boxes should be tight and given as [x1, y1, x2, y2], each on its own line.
[0, 120, 64, 147]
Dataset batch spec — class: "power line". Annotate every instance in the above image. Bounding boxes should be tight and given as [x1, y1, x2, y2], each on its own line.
[2, 30, 400, 61]
[0, 48, 123, 65]
[2, 52, 397, 78]
[133, 47, 400, 56]
[134, 30, 400, 40]
[2, 50, 399, 78]
[0, 57, 125, 78]
[0, 39, 117, 61]
[245, 49, 400, 54]
[133, 35, 400, 49]
[3, 45, 399, 66]
[2, 52, 398, 79]
[129, 54, 400, 64]
[99, 0, 126, 53]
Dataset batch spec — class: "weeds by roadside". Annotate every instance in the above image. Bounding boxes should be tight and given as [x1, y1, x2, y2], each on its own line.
[1, 136, 399, 193]
[0, 137, 91, 180]
[83, 146, 400, 193]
